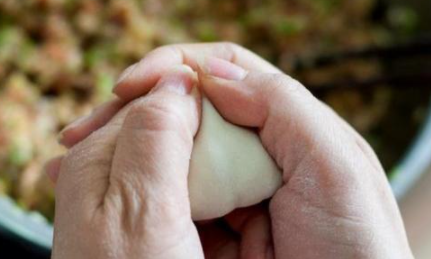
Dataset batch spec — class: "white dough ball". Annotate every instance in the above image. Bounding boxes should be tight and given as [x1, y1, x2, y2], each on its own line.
[188, 98, 282, 220]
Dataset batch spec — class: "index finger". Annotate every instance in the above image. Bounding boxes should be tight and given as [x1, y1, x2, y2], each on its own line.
[113, 42, 281, 101]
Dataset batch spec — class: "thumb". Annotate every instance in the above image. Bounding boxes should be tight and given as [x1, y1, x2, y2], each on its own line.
[198, 57, 329, 175]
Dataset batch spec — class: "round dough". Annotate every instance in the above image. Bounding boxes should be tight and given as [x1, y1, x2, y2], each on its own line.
[188, 98, 282, 220]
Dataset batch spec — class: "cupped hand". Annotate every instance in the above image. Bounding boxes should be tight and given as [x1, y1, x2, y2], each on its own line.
[199, 57, 413, 258]
[48, 43, 413, 258]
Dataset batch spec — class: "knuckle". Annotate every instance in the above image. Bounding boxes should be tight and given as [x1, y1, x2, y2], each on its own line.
[221, 41, 242, 51]
[143, 46, 165, 59]
[220, 41, 244, 59]
[264, 73, 288, 88]
[144, 44, 181, 61]
[260, 73, 310, 101]
[152, 45, 171, 55]
[268, 74, 300, 91]
[126, 97, 185, 133]
[260, 74, 292, 98]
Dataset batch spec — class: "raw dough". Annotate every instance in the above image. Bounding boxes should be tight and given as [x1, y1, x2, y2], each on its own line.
[189, 98, 282, 220]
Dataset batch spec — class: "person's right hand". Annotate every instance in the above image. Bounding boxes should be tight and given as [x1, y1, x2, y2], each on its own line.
[54, 43, 413, 258]
[198, 57, 413, 258]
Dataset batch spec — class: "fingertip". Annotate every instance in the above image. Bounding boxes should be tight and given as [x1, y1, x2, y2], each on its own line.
[149, 65, 198, 96]
[58, 126, 88, 148]
[58, 115, 91, 148]
[59, 98, 125, 148]
[112, 63, 142, 99]
[113, 47, 184, 100]
[114, 64, 197, 100]
[164, 64, 198, 86]
[200, 56, 248, 81]
[198, 72, 230, 98]
[44, 156, 64, 184]
[115, 63, 138, 86]
[199, 73, 265, 127]
[147, 65, 201, 135]
[112, 62, 157, 100]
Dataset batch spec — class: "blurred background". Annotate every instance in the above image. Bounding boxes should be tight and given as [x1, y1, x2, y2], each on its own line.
[0, 0, 430, 258]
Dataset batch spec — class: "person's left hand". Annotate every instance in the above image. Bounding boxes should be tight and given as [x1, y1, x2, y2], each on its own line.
[46, 66, 208, 259]
[46, 65, 274, 259]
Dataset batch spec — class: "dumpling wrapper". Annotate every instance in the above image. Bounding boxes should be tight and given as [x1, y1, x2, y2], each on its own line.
[189, 98, 282, 220]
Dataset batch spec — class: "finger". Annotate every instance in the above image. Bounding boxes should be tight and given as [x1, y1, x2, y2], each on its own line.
[113, 42, 281, 100]
[198, 57, 367, 177]
[197, 205, 274, 259]
[103, 66, 203, 258]
[237, 214, 273, 259]
[224, 204, 267, 233]
[224, 205, 274, 259]
[199, 56, 304, 128]
[44, 156, 64, 184]
[199, 59, 399, 259]
[68, 43, 278, 144]
[58, 98, 126, 148]
[198, 222, 239, 259]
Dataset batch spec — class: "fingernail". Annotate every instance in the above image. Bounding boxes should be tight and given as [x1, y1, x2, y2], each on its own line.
[151, 71, 193, 95]
[58, 114, 91, 143]
[114, 63, 138, 89]
[199, 56, 247, 81]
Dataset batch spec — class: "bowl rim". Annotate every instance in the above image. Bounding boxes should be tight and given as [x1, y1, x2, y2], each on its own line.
[390, 101, 431, 199]
[0, 196, 53, 252]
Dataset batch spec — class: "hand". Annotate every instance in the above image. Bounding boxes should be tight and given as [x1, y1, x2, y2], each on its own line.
[48, 43, 413, 258]
[48, 67, 205, 258]
[199, 57, 413, 258]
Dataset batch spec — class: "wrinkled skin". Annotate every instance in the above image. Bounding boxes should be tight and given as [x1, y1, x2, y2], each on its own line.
[46, 43, 413, 259]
